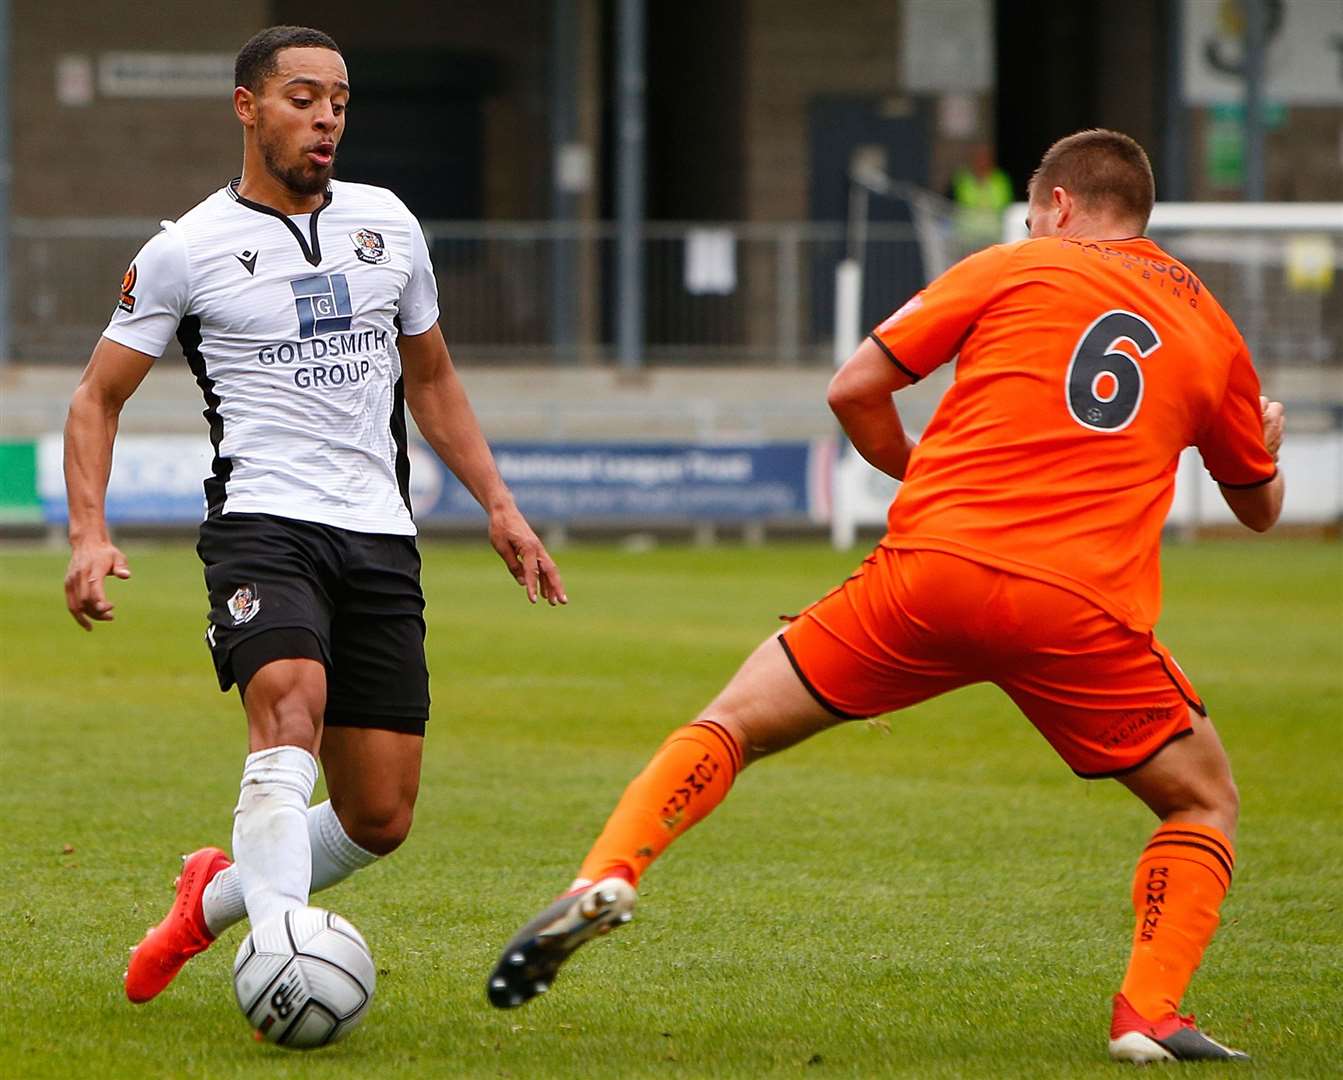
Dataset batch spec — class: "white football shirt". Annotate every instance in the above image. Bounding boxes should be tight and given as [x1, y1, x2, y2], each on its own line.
[103, 178, 440, 535]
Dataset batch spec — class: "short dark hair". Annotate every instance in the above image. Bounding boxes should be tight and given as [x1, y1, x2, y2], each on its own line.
[1028, 129, 1156, 231]
[235, 26, 342, 91]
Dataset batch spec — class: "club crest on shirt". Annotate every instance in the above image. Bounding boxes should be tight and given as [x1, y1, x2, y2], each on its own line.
[350, 228, 389, 264]
[227, 583, 261, 625]
[118, 263, 138, 313]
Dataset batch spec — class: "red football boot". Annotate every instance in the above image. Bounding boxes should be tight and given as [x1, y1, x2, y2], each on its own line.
[1109, 992, 1249, 1063]
[124, 847, 232, 1003]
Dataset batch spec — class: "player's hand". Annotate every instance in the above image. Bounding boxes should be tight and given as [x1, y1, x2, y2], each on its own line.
[1261, 395, 1285, 461]
[487, 506, 568, 606]
[64, 539, 132, 631]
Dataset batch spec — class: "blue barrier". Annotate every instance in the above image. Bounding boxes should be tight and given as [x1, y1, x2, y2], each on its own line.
[38, 436, 828, 526]
[413, 442, 823, 523]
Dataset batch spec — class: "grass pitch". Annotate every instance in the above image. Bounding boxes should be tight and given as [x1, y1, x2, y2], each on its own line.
[1, 538, 1340, 1079]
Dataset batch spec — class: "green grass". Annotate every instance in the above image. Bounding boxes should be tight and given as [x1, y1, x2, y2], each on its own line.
[1, 538, 1340, 1078]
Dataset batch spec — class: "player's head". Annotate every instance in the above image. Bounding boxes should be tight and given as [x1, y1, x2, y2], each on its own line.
[1025, 129, 1155, 239]
[233, 26, 347, 197]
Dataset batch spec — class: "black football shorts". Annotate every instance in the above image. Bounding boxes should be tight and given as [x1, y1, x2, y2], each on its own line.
[196, 512, 430, 735]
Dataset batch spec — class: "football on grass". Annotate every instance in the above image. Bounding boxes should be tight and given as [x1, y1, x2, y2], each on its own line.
[233, 907, 376, 1049]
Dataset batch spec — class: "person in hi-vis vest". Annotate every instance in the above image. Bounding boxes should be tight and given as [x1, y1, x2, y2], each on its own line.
[952, 143, 1013, 248]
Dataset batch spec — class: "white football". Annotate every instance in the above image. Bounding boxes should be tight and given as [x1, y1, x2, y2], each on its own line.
[232, 907, 376, 1049]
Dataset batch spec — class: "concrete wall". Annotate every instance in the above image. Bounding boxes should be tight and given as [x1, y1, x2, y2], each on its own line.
[11, 0, 553, 221]
[12, 1, 1341, 226]
[12, 0, 267, 219]
[742, 1, 938, 222]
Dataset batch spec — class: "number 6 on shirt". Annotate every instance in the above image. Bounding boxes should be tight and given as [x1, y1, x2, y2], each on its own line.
[1066, 309, 1162, 433]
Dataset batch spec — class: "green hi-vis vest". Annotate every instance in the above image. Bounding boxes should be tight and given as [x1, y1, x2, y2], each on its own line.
[953, 168, 1013, 211]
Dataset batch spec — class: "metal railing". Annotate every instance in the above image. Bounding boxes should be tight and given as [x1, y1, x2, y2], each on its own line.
[8, 214, 1339, 369]
[8, 217, 950, 366]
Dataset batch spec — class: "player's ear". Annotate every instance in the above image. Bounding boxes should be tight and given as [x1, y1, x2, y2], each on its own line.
[234, 86, 257, 128]
[1051, 185, 1071, 227]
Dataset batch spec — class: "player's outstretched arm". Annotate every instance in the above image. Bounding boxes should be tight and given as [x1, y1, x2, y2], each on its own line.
[398, 325, 567, 605]
[63, 338, 155, 630]
[827, 337, 918, 480]
[1218, 397, 1285, 533]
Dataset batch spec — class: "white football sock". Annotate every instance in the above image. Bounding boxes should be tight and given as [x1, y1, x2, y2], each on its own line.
[309, 799, 381, 885]
[203, 799, 379, 936]
[231, 745, 318, 929]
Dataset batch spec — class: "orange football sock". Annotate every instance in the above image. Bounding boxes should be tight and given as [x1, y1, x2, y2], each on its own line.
[1119, 821, 1235, 1021]
[577, 720, 743, 887]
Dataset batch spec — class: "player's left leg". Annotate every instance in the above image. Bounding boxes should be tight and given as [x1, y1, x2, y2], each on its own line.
[995, 586, 1247, 1062]
[570, 548, 972, 894]
[318, 725, 423, 853]
[316, 528, 430, 861]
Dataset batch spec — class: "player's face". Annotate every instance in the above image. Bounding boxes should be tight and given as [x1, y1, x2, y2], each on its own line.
[253, 47, 349, 197]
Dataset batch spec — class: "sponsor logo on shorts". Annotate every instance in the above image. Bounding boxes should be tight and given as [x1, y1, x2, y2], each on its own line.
[227, 583, 261, 625]
[1101, 706, 1174, 749]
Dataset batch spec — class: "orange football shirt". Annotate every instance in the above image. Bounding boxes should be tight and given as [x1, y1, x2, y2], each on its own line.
[870, 235, 1277, 631]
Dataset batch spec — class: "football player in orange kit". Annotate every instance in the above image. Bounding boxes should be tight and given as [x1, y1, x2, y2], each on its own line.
[488, 130, 1284, 1063]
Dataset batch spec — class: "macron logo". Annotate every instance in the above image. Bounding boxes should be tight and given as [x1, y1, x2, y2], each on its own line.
[235, 249, 258, 276]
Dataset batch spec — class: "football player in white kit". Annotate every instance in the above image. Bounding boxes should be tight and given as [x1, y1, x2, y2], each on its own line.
[61, 25, 566, 1003]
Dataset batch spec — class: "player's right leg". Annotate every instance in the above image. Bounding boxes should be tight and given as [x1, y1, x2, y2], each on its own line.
[488, 547, 966, 1008]
[122, 846, 232, 1004]
[487, 631, 848, 1008]
[230, 657, 324, 925]
[126, 513, 333, 1003]
[124, 653, 324, 1003]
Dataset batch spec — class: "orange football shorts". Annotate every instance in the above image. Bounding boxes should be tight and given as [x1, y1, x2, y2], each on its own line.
[779, 546, 1204, 778]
